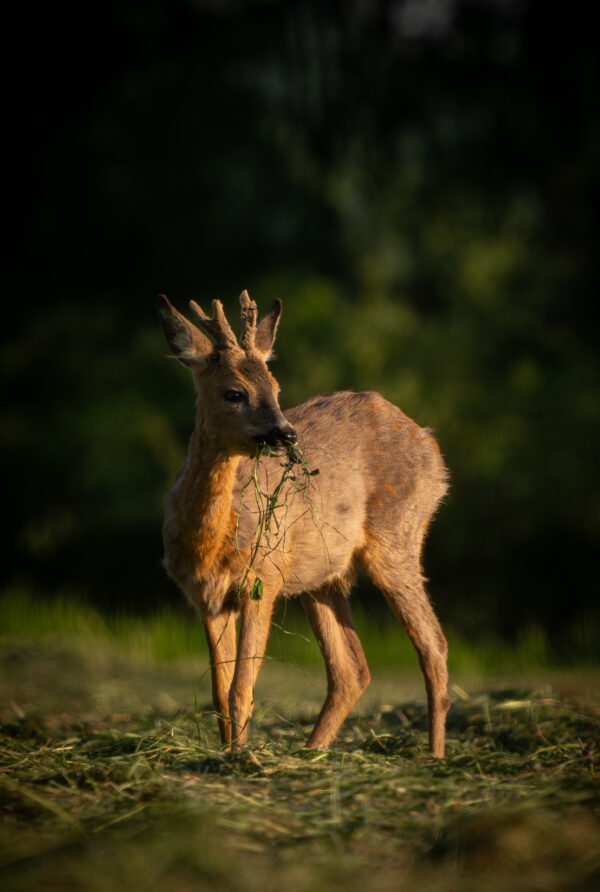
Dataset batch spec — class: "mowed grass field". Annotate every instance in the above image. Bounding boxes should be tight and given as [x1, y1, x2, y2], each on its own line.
[1, 590, 599, 891]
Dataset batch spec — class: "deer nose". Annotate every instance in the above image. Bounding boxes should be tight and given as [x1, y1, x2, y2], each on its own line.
[272, 424, 297, 446]
[257, 421, 298, 448]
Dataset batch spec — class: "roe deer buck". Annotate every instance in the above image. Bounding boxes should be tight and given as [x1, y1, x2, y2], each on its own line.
[158, 291, 450, 756]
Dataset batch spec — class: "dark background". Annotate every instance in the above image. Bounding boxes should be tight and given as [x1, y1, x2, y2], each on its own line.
[3, 0, 599, 648]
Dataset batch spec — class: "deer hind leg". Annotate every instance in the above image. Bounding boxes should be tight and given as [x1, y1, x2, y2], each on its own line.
[386, 577, 449, 757]
[364, 553, 449, 757]
[204, 608, 237, 744]
[229, 591, 276, 752]
[301, 585, 371, 749]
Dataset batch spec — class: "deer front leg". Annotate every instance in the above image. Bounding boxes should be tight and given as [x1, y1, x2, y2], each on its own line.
[229, 591, 275, 751]
[204, 608, 237, 744]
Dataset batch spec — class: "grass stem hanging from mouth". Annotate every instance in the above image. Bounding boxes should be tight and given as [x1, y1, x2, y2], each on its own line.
[234, 441, 319, 600]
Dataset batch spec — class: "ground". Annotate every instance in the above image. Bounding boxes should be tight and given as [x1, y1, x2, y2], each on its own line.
[1, 631, 598, 892]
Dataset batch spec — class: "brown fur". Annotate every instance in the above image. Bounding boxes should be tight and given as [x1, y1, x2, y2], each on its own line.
[158, 292, 450, 756]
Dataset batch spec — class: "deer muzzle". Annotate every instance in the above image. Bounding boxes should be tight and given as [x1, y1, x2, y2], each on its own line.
[255, 423, 298, 452]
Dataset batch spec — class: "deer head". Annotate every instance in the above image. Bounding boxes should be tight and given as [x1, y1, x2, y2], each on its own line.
[157, 291, 297, 456]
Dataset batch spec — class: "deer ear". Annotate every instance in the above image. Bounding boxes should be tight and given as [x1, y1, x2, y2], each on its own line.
[157, 295, 213, 367]
[255, 299, 282, 360]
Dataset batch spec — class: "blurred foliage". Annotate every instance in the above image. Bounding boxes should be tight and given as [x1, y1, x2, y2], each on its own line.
[3, 0, 600, 642]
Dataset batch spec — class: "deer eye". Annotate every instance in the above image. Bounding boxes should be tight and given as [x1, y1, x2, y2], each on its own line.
[223, 389, 247, 404]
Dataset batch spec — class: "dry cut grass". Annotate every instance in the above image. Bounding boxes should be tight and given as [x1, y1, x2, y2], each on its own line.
[0, 635, 599, 892]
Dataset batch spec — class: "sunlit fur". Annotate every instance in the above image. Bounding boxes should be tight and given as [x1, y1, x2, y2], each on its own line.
[158, 293, 450, 756]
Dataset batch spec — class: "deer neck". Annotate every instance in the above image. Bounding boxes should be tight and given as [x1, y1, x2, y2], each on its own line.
[174, 410, 241, 578]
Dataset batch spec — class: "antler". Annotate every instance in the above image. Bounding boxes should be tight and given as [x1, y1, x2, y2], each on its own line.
[239, 290, 258, 351]
[188, 290, 261, 354]
[189, 298, 239, 352]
